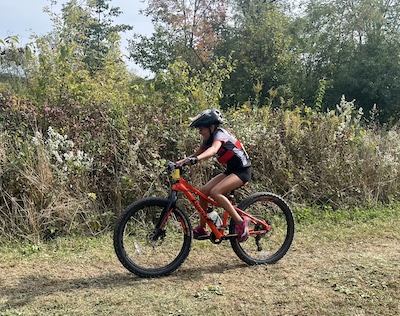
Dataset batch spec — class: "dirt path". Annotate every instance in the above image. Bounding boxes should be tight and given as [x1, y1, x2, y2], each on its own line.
[0, 231, 399, 316]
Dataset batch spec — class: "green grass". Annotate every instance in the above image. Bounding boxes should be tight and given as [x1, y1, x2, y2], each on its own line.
[0, 208, 399, 316]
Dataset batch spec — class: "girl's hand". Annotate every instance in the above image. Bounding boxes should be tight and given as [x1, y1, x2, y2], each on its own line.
[176, 157, 198, 166]
[186, 157, 198, 165]
[176, 158, 186, 166]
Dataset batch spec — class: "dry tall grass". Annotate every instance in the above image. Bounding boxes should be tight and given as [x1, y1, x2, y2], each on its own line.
[1, 94, 400, 241]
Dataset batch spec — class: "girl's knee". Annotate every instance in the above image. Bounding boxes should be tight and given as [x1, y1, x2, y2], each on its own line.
[200, 185, 212, 196]
[209, 188, 221, 199]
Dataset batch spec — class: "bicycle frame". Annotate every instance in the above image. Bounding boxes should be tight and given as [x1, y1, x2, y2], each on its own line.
[164, 170, 271, 242]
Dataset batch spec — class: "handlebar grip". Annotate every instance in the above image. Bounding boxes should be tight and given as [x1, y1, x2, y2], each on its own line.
[166, 161, 177, 172]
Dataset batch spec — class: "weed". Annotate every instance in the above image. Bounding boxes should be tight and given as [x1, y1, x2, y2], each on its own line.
[2, 70, 400, 241]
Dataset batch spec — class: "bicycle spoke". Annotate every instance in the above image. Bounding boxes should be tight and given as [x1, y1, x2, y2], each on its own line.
[231, 193, 294, 264]
[114, 198, 192, 277]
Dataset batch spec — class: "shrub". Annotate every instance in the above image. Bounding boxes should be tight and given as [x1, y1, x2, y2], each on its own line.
[227, 97, 400, 208]
[2, 55, 400, 241]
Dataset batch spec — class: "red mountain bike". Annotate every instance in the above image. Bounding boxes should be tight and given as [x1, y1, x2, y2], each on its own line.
[113, 161, 295, 278]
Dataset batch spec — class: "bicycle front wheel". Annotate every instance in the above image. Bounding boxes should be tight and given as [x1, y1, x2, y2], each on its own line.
[113, 197, 192, 278]
[230, 192, 295, 265]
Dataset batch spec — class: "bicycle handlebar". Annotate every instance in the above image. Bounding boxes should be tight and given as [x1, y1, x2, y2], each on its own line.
[165, 157, 197, 176]
[165, 161, 184, 173]
[166, 161, 178, 173]
[166, 157, 198, 173]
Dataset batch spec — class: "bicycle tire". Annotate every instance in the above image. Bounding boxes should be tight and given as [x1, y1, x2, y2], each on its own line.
[230, 192, 295, 265]
[113, 197, 192, 278]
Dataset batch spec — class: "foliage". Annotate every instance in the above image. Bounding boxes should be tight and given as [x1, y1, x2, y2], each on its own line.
[0, 36, 34, 94]
[0, 121, 97, 243]
[129, 0, 229, 72]
[294, 202, 400, 226]
[218, 0, 298, 107]
[153, 55, 236, 120]
[2, 0, 400, 242]
[51, 0, 132, 75]
[3, 83, 400, 241]
[24, 0, 133, 106]
[228, 97, 400, 208]
[129, 0, 400, 122]
[295, 0, 400, 121]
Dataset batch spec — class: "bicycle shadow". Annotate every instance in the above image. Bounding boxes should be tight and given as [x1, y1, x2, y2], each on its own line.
[1, 260, 251, 309]
[0, 272, 139, 309]
[176, 260, 251, 281]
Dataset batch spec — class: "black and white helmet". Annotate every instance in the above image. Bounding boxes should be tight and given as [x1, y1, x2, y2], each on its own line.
[189, 108, 224, 128]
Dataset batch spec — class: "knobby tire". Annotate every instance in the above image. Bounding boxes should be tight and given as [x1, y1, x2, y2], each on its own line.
[113, 197, 192, 278]
[230, 192, 295, 265]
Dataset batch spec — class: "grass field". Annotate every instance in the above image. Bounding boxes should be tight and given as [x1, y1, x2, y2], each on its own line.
[0, 209, 399, 316]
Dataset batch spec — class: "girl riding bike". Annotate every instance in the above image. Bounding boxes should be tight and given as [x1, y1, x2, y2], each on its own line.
[113, 108, 295, 277]
[177, 108, 251, 242]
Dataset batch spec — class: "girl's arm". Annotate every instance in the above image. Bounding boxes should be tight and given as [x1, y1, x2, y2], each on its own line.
[196, 141, 222, 161]
[177, 141, 222, 165]
[176, 147, 205, 165]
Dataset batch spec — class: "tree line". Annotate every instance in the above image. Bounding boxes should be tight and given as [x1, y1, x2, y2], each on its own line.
[130, 0, 400, 122]
[1, 0, 400, 122]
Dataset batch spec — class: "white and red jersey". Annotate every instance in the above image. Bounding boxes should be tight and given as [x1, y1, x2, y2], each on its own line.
[200, 127, 251, 170]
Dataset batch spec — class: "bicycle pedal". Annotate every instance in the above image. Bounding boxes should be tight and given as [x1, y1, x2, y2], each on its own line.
[194, 235, 211, 241]
[222, 234, 238, 239]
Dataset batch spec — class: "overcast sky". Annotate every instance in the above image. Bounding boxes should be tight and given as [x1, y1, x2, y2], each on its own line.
[0, 0, 154, 76]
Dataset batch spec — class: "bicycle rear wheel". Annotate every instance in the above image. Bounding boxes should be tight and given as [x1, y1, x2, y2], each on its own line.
[113, 197, 192, 278]
[230, 192, 294, 265]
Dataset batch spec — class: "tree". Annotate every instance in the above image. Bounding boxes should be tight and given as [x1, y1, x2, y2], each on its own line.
[55, 0, 132, 75]
[295, 0, 400, 121]
[0, 36, 34, 94]
[25, 0, 133, 105]
[129, 0, 301, 109]
[217, 0, 298, 107]
[129, 0, 229, 72]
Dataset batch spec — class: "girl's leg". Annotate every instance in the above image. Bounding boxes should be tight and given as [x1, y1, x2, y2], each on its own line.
[198, 173, 227, 228]
[210, 174, 250, 242]
[197, 173, 249, 242]
[209, 174, 244, 223]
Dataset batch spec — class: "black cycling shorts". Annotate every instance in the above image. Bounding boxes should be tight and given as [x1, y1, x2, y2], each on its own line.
[224, 167, 251, 184]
